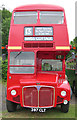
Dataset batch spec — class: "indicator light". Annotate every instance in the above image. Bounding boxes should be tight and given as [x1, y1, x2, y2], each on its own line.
[64, 100, 68, 105]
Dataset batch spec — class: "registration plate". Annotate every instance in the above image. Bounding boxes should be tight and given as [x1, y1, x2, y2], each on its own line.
[31, 108, 46, 112]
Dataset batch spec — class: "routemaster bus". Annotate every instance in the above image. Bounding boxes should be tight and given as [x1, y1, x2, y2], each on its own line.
[6, 4, 71, 113]
[66, 53, 77, 97]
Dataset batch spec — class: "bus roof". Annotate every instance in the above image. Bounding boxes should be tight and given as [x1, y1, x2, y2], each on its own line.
[14, 4, 64, 11]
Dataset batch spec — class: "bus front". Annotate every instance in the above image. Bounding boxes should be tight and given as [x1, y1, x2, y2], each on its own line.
[6, 4, 71, 113]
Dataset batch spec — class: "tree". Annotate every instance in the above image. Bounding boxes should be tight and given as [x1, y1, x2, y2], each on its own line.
[1, 9, 12, 54]
[66, 37, 77, 60]
[73, 37, 77, 48]
[2, 17, 11, 46]
[2, 9, 12, 21]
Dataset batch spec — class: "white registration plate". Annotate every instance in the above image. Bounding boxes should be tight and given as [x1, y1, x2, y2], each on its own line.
[31, 108, 46, 112]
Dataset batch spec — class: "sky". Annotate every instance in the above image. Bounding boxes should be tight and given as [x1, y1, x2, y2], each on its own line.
[0, 0, 76, 42]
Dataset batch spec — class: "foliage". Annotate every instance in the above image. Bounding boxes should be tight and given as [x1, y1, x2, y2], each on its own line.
[73, 36, 77, 48]
[1, 9, 12, 54]
[66, 50, 73, 60]
[70, 36, 77, 49]
[2, 59, 8, 82]
[2, 9, 12, 21]
[66, 36, 77, 60]
[2, 17, 11, 46]
[66, 69, 75, 84]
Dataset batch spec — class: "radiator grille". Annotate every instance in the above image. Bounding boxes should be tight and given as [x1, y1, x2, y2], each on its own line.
[23, 87, 38, 107]
[39, 87, 53, 107]
[22, 86, 55, 108]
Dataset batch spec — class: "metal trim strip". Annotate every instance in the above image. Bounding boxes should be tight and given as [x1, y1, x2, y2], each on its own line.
[8, 46, 22, 49]
[56, 46, 70, 50]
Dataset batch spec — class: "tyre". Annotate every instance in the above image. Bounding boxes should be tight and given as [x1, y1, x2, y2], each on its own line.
[61, 102, 69, 113]
[6, 99, 17, 112]
[75, 90, 77, 97]
[75, 93, 77, 97]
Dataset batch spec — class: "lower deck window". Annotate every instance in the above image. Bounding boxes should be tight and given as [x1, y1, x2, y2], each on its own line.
[10, 52, 34, 74]
[42, 59, 62, 71]
[10, 67, 34, 74]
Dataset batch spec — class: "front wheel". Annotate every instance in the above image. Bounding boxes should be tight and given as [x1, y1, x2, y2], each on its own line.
[61, 102, 69, 113]
[6, 99, 17, 112]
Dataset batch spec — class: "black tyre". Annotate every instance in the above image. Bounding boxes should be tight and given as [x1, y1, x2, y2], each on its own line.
[75, 91, 77, 97]
[61, 102, 69, 113]
[6, 99, 17, 112]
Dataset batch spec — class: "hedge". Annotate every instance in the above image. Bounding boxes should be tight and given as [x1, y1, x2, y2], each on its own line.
[2, 59, 8, 82]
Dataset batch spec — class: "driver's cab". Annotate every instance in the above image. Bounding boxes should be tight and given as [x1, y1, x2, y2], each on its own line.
[37, 51, 63, 73]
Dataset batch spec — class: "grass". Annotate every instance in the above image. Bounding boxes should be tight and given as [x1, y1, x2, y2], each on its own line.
[2, 104, 75, 119]
[0, 56, 2, 61]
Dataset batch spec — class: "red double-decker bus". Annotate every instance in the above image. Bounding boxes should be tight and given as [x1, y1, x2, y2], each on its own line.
[6, 4, 71, 113]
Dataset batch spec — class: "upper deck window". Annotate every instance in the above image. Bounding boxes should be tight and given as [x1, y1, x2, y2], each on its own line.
[40, 11, 64, 24]
[14, 12, 37, 24]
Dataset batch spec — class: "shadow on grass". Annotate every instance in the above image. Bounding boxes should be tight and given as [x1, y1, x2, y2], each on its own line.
[2, 104, 75, 118]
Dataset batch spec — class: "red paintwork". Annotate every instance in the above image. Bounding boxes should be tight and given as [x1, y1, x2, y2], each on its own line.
[14, 4, 64, 11]
[7, 4, 71, 108]
[9, 4, 69, 48]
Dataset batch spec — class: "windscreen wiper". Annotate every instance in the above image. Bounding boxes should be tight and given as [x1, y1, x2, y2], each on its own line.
[15, 51, 22, 58]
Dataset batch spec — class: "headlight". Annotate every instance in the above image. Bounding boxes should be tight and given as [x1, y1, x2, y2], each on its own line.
[11, 90, 16, 96]
[61, 91, 66, 96]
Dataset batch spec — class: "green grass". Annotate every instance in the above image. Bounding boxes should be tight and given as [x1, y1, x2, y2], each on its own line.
[2, 104, 75, 119]
[0, 56, 2, 61]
